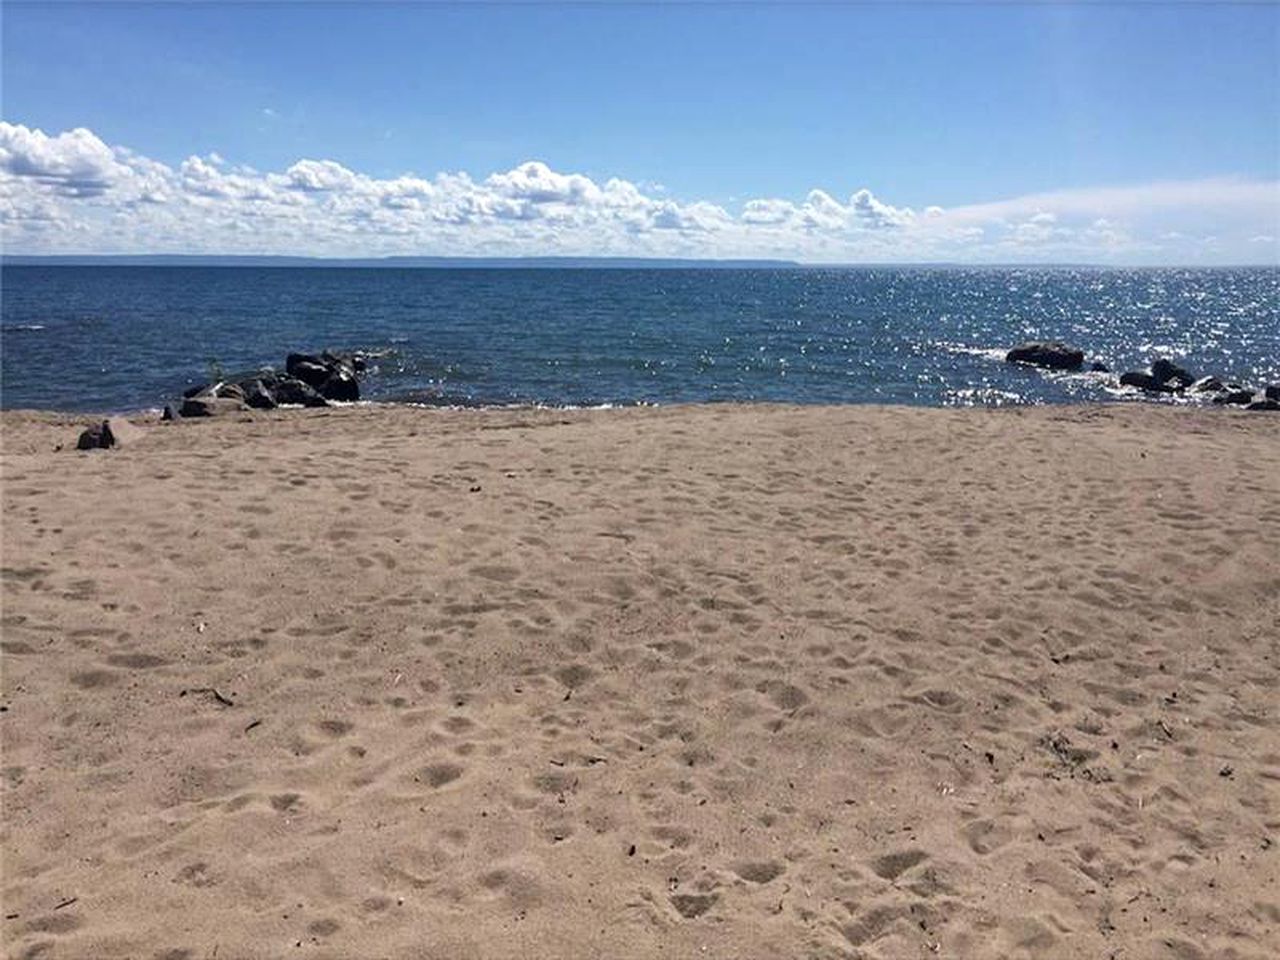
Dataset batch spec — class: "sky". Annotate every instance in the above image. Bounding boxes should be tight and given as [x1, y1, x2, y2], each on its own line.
[1, 1, 1278, 263]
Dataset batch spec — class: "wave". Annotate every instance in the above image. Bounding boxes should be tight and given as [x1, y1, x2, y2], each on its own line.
[933, 341, 1007, 362]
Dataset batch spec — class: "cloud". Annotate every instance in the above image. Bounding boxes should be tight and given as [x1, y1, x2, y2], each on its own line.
[849, 188, 914, 229]
[937, 179, 1278, 226]
[1, 121, 1277, 264]
[0, 122, 127, 197]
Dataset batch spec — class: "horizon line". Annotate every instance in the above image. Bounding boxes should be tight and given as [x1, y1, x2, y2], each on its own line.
[4, 254, 1277, 270]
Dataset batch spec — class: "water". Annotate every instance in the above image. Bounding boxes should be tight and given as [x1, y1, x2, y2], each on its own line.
[2, 265, 1277, 412]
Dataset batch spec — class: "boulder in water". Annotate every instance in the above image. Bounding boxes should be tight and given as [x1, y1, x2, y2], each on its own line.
[271, 377, 328, 407]
[1119, 371, 1176, 393]
[1213, 390, 1256, 406]
[241, 379, 278, 410]
[1190, 376, 1225, 393]
[1266, 385, 1280, 402]
[286, 351, 361, 401]
[1005, 341, 1085, 371]
[286, 353, 333, 388]
[1150, 358, 1194, 388]
[1089, 360, 1110, 373]
[319, 367, 360, 402]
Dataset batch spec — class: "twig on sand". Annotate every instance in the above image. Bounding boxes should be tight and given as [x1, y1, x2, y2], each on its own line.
[181, 687, 234, 707]
[53, 898, 77, 911]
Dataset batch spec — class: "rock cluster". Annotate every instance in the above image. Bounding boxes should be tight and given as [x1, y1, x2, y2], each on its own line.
[1118, 357, 1277, 409]
[169, 351, 366, 419]
[1006, 340, 1277, 411]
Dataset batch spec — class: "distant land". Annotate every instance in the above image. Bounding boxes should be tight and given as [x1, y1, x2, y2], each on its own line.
[3, 256, 1268, 270]
[0, 255, 801, 269]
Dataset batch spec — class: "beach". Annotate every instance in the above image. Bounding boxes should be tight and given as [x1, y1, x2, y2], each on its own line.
[1, 402, 1277, 959]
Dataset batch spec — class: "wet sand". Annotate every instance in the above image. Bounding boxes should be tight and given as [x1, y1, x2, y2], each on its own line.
[2, 402, 1277, 959]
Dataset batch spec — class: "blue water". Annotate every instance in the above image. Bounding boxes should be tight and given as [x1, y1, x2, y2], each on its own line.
[2, 265, 1277, 412]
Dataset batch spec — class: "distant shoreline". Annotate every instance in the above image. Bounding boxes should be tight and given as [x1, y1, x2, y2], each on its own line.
[4, 256, 1276, 270]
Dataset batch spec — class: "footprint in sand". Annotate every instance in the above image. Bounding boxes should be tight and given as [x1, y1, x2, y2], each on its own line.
[415, 762, 465, 788]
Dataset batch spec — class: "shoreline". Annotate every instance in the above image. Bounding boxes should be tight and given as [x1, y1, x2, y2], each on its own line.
[3, 401, 1277, 958]
[2, 390, 1275, 425]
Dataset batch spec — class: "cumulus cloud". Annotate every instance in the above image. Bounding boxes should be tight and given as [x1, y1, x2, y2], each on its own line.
[1, 121, 1277, 264]
[0, 123, 128, 197]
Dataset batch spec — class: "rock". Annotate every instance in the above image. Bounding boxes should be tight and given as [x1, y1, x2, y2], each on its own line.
[161, 405, 178, 421]
[1005, 341, 1085, 371]
[1247, 399, 1279, 411]
[271, 377, 328, 407]
[76, 420, 116, 450]
[281, 350, 365, 401]
[180, 396, 249, 418]
[286, 353, 332, 388]
[1119, 371, 1175, 393]
[240, 379, 278, 410]
[183, 382, 214, 399]
[1089, 361, 1110, 373]
[1189, 376, 1225, 393]
[319, 368, 360, 402]
[320, 350, 359, 376]
[1213, 390, 1255, 406]
[1266, 385, 1280, 402]
[1150, 358, 1194, 388]
[214, 382, 247, 402]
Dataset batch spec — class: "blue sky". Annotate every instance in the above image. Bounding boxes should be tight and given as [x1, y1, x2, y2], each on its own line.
[2, 2, 1278, 262]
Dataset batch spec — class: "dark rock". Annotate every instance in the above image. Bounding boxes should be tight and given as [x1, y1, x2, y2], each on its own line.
[1005, 341, 1085, 371]
[1119, 371, 1175, 393]
[76, 420, 116, 450]
[1213, 390, 1255, 406]
[180, 396, 249, 418]
[161, 405, 178, 421]
[214, 382, 247, 402]
[286, 353, 332, 388]
[1089, 361, 1110, 373]
[1266, 385, 1280, 402]
[183, 382, 214, 399]
[320, 350, 359, 376]
[1150, 358, 1194, 388]
[319, 368, 360, 402]
[240, 379, 278, 410]
[271, 377, 329, 407]
[1189, 376, 1225, 393]
[1247, 399, 1279, 411]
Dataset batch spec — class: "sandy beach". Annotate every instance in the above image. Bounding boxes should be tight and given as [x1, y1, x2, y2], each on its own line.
[1, 402, 1277, 959]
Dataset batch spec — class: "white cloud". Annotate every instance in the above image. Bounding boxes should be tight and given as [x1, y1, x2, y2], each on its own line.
[0, 122, 128, 197]
[1, 121, 1277, 264]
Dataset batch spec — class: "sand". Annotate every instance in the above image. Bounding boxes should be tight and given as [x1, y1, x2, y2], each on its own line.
[1, 402, 1277, 960]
